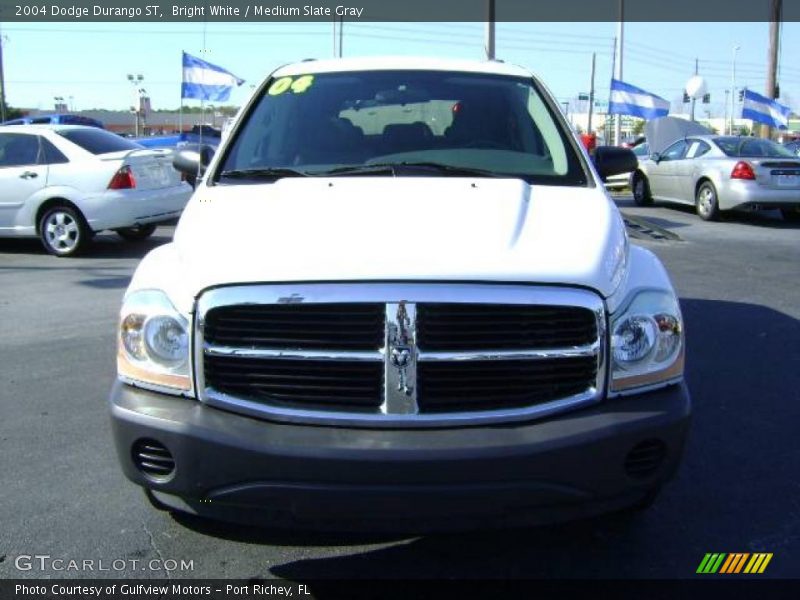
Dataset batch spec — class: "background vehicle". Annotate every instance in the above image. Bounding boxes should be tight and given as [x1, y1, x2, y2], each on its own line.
[133, 124, 222, 150]
[0, 125, 192, 256]
[2, 113, 104, 129]
[783, 140, 800, 156]
[605, 141, 649, 190]
[632, 118, 800, 221]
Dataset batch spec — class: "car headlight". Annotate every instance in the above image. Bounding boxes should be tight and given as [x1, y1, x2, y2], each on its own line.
[117, 289, 192, 395]
[610, 290, 684, 394]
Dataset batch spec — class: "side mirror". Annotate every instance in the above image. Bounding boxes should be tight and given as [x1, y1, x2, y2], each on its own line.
[650, 152, 662, 163]
[593, 146, 638, 180]
[173, 144, 214, 179]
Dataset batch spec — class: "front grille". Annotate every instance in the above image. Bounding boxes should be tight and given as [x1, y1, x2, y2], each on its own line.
[204, 303, 384, 351]
[197, 285, 605, 427]
[418, 356, 598, 412]
[417, 303, 597, 350]
[205, 355, 384, 409]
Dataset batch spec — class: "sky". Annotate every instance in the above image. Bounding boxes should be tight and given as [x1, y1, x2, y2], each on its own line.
[2, 21, 799, 118]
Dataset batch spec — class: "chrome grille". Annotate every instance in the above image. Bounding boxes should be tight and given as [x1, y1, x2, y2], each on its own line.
[204, 303, 384, 350]
[416, 303, 597, 350]
[196, 284, 606, 428]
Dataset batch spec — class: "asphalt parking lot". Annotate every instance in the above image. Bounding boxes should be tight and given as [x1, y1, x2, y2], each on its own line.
[1, 198, 799, 581]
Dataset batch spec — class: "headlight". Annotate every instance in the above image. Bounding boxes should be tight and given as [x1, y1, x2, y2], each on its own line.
[610, 290, 684, 394]
[117, 290, 192, 395]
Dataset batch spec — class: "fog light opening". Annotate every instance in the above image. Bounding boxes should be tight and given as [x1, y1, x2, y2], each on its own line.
[132, 438, 176, 482]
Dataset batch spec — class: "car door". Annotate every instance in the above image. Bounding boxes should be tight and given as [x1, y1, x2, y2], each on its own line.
[0, 133, 48, 234]
[673, 139, 712, 204]
[650, 140, 689, 201]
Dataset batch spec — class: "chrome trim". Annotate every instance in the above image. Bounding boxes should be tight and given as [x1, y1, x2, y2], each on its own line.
[607, 376, 683, 398]
[418, 342, 600, 362]
[204, 345, 384, 362]
[194, 283, 607, 428]
[383, 302, 418, 415]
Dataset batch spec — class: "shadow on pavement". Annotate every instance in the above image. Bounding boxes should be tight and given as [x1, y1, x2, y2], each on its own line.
[0, 228, 173, 259]
[250, 299, 799, 580]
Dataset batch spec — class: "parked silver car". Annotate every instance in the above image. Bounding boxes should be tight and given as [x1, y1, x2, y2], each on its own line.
[632, 119, 800, 222]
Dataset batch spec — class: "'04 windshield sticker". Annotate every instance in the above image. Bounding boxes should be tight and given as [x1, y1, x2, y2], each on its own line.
[268, 75, 315, 96]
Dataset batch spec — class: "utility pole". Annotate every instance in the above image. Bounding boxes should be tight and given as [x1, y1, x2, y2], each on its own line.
[608, 36, 617, 145]
[0, 25, 6, 123]
[485, 0, 495, 60]
[587, 52, 596, 134]
[338, 15, 344, 57]
[690, 58, 698, 121]
[614, 0, 624, 145]
[762, 0, 782, 139]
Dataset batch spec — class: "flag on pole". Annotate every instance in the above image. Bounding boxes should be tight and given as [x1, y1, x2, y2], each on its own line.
[608, 79, 670, 120]
[741, 89, 790, 130]
[181, 52, 244, 101]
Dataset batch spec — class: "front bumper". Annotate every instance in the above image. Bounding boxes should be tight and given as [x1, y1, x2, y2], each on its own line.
[110, 380, 691, 531]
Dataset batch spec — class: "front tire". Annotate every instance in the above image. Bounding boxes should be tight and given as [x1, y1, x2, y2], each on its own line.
[39, 205, 90, 257]
[631, 172, 652, 206]
[780, 207, 800, 222]
[117, 223, 157, 242]
[695, 181, 720, 221]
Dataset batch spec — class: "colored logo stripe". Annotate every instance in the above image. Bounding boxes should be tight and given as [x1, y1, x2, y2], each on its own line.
[697, 553, 726, 573]
[744, 553, 773, 574]
[697, 552, 773, 574]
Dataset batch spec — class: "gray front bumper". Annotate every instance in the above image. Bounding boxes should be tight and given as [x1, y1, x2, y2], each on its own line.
[109, 380, 691, 530]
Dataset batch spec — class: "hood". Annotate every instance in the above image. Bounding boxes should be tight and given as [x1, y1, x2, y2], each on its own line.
[646, 116, 712, 154]
[167, 178, 627, 301]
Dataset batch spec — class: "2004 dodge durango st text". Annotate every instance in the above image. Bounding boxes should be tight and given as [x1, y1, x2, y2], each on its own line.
[109, 56, 690, 531]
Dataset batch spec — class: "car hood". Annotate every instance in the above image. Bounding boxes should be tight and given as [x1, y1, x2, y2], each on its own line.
[646, 116, 712, 154]
[166, 177, 627, 302]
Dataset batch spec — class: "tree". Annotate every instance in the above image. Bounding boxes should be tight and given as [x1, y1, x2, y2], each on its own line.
[632, 118, 646, 136]
[1, 101, 25, 121]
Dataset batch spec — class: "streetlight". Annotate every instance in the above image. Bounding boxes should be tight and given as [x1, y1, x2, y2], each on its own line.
[127, 73, 144, 136]
[730, 45, 740, 135]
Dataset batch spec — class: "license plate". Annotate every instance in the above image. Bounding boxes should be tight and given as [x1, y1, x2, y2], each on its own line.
[775, 173, 799, 187]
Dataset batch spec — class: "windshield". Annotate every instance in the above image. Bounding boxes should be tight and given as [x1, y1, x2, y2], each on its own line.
[218, 70, 587, 185]
[713, 137, 796, 158]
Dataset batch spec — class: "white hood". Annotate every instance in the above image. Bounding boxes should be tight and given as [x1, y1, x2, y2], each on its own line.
[166, 177, 627, 301]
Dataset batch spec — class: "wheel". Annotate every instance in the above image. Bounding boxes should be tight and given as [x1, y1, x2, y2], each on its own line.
[116, 223, 157, 242]
[631, 172, 652, 206]
[39, 205, 90, 257]
[780, 207, 800, 222]
[695, 181, 720, 221]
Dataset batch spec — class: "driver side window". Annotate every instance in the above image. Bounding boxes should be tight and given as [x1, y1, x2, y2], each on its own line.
[661, 140, 689, 161]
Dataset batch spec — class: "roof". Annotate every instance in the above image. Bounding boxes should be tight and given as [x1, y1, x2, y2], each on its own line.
[272, 56, 533, 79]
[0, 124, 95, 132]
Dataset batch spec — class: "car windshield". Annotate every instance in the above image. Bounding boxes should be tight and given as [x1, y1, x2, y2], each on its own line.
[713, 136, 796, 158]
[219, 69, 587, 185]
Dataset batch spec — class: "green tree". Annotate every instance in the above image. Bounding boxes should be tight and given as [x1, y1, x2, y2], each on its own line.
[1, 101, 24, 121]
[632, 118, 646, 136]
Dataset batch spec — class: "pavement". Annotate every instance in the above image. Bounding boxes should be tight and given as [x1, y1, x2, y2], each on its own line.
[1, 198, 799, 581]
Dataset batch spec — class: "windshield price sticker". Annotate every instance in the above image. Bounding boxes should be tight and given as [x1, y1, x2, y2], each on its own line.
[268, 76, 315, 96]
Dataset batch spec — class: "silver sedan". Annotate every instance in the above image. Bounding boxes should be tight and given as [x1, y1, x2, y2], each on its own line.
[632, 135, 800, 222]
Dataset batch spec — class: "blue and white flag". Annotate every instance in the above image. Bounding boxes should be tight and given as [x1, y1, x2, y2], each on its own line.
[741, 89, 790, 130]
[608, 79, 670, 120]
[181, 52, 244, 101]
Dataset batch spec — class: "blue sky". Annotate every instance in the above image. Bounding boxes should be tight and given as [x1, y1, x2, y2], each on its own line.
[3, 21, 799, 117]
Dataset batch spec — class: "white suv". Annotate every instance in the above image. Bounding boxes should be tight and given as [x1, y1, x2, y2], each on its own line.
[110, 57, 690, 530]
[0, 125, 191, 256]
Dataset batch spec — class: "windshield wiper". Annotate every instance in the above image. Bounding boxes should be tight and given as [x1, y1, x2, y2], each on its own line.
[315, 162, 509, 178]
[378, 161, 507, 178]
[219, 167, 310, 180]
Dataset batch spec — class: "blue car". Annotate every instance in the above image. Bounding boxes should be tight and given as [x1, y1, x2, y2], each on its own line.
[2, 114, 104, 128]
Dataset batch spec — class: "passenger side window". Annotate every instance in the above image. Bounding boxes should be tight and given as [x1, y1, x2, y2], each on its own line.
[40, 137, 70, 164]
[661, 140, 689, 161]
[685, 140, 710, 159]
[0, 133, 42, 167]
